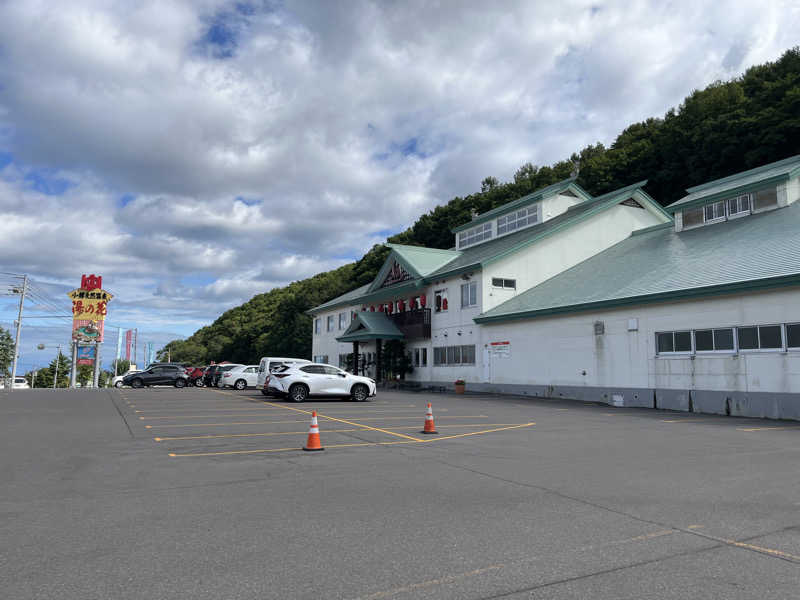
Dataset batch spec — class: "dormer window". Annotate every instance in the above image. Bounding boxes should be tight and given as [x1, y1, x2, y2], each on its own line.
[497, 205, 539, 235]
[458, 222, 492, 248]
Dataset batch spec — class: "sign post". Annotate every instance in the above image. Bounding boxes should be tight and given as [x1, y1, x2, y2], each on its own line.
[67, 274, 112, 388]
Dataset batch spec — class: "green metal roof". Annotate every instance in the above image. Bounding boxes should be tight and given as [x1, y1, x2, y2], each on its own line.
[386, 244, 461, 276]
[667, 154, 800, 213]
[451, 178, 592, 233]
[427, 181, 664, 280]
[309, 283, 371, 314]
[476, 202, 800, 323]
[336, 311, 404, 342]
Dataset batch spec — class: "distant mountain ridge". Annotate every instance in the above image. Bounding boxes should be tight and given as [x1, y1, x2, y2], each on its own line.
[159, 47, 800, 364]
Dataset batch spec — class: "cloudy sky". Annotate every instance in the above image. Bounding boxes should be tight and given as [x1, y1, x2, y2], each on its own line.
[1, 0, 798, 371]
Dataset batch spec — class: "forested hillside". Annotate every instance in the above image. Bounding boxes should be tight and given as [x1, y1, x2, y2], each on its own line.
[159, 48, 800, 364]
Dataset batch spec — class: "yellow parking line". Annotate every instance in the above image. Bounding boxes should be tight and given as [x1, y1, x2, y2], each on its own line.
[134, 407, 428, 415]
[263, 400, 424, 442]
[144, 415, 490, 429]
[168, 423, 535, 457]
[737, 426, 796, 432]
[154, 428, 367, 441]
[661, 419, 706, 423]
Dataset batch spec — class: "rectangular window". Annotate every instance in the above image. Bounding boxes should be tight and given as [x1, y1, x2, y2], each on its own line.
[497, 205, 539, 235]
[459, 222, 492, 248]
[787, 324, 800, 349]
[314, 318, 320, 334]
[491, 278, 516, 289]
[339, 312, 347, 330]
[414, 348, 420, 367]
[682, 207, 704, 228]
[422, 348, 427, 366]
[461, 345, 476, 364]
[656, 331, 691, 354]
[461, 281, 477, 308]
[704, 201, 726, 222]
[738, 325, 782, 350]
[695, 328, 734, 352]
[754, 187, 778, 211]
[434, 289, 448, 312]
[326, 315, 334, 332]
[433, 345, 474, 365]
[727, 194, 750, 217]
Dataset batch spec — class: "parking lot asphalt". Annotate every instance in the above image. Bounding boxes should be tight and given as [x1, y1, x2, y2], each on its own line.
[1, 385, 799, 599]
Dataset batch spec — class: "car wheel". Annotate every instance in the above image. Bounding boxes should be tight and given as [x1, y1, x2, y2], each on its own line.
[234, 379, 247, 390]
[114, 381, 123, 388]
[351, 383, 369, 402]
[175, 378, 186, 388]
[194, 379, 205, 388]
[289, 383, 308, 403]
[131, 378, 143, 389]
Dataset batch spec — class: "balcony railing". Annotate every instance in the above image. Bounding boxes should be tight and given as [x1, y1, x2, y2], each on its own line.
[389, 308, 431, 339]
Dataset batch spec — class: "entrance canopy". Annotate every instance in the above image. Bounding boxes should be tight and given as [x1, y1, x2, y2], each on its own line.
[337, 311, 404, 342]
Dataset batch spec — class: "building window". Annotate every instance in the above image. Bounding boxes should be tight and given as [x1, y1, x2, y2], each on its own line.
[727, 194, 751, 217]
[414, 348, 420, 367]
[703, 201, 726, 223]
[497, 205, 539, 235]
[433, 345, 475, 366]
[682, 207, 704, 228]
[458, 222, 492, 248]
[491, 278, 516, 289]
[460, 281, 477, 308]
[313, 355, 329, 364]
[656, 331, 692, 354]
[339, 312, 347, 330]
[738, 325, 782, 351]
[787, 324, 800, 349]
[694, 328, 734, 352]
[326, 315, 334, 332]
[422, 348, 427, 366]
[754, 187, 778, 211]
[314, 318, 320, 334]
[434, 289, 448, 312]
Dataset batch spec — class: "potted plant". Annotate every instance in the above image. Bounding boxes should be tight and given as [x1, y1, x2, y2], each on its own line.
[454, 379, 465, 394]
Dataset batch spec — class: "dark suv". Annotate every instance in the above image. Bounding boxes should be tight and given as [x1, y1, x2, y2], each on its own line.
[123, 365, 189, 388]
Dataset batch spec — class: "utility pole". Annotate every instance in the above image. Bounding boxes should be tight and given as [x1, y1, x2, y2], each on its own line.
[10, 275, 27, 393]
[53, 345, 62, 389]
[92, 342, 101, 388]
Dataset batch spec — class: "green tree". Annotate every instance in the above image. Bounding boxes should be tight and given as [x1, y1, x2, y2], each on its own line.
[36, 353, 72, 388]
[76, 364, 94, 387]
[111, 359, 131, 374]
[0, 327, 13, 376]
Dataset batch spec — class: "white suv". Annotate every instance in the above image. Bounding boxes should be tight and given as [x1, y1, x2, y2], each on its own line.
[268, 363, 376, 402]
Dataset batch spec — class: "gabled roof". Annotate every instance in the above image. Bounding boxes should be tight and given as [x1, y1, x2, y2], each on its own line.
[476, 202, 800, 323]
[427, 181, 668, 280]
[309, 180, 671, 314]
[366, 244, 460, 294]
[336, 311, 404, 342]
[452, 178, 592, 233]
[667, 154, 800, 213]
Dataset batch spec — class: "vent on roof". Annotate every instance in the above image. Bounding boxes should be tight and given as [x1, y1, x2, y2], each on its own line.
[621, 198, 644, 209]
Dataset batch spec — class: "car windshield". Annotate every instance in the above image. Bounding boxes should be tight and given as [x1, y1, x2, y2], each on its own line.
[218, 365, 238, 372]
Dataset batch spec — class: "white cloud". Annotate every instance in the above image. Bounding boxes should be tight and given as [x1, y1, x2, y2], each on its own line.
[0, 0, 798, 338]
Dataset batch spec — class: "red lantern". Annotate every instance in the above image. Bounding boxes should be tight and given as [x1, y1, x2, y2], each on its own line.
[420, 294, 426, 307]
[409, 297, 416, 310]
[442, 298, 448, 310]
[378, 304, 384, 312]
[398, 300, 405, 312]
[370, 305, 375, 312]
[387, 303, 393, 314]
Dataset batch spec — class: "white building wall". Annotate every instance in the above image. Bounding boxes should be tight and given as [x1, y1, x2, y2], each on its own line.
[481, 203, 666, 312]
[479, 287, 800, 395]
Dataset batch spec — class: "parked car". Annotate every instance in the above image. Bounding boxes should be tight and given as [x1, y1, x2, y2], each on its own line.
[220, 365, 260, 390]
[256, 357, 311, 396]
[122, 365, 189, 388]
[12, 376, 30, 389]
[112, 370, 142, 388]
[184, 367, 206, 387]
[203, 364, 230, 387]
[267, 363, 376, 402]
[213, 364, 243, 387]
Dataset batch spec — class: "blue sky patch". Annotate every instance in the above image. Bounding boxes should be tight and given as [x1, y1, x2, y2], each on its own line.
[0, 151, 12, 170]
[24, 169, 74, 195]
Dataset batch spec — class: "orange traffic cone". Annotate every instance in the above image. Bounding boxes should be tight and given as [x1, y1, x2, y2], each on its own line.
[303, 410, 324, 451]
[421, 402, 438, 434]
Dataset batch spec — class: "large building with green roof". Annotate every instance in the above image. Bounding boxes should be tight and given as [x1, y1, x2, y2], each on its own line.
[310, 155, 800, 420]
